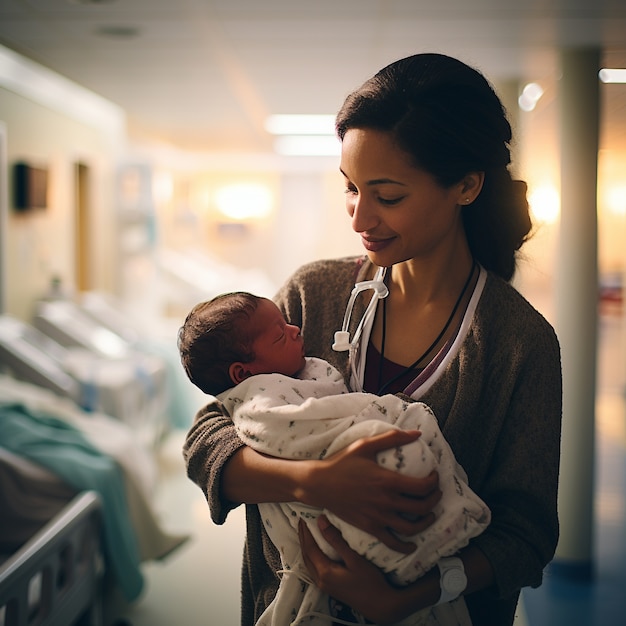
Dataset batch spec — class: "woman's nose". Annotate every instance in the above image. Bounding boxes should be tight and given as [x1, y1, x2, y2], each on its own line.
[350, 196, 377, 233]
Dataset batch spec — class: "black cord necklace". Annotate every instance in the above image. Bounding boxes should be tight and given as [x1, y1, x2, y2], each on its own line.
[376, 259, 477, 395]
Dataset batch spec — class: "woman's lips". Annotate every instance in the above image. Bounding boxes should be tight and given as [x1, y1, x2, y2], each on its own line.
[361, 236, 394, 253]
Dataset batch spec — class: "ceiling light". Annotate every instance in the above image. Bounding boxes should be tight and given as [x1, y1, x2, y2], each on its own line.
[273, 135, 340, 157]
[68, 0, 117, 5]
[94, 25, 140, 39]
[599, 68, 626, 84]
[518, 82, 544, 112]
[265, 114, 335, 136]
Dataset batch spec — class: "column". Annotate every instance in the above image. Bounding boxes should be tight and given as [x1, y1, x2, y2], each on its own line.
[553, 47, 601, 579]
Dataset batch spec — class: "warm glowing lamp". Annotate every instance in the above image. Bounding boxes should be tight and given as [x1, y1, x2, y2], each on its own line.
[605, 185, 626, 217]
[529, 185, 560, 224]
[214, 183, 273, 221]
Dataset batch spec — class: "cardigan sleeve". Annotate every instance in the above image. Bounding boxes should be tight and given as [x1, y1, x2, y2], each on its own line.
[473, 319, 562, 596]
[182, 399, 246, 525]
[447, 281, 562, 599]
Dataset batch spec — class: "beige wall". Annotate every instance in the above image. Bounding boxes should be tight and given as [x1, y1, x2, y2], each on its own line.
[1, 86, 122, 321]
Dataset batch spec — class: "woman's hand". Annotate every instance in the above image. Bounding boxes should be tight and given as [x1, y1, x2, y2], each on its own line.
[300, 514, 495, 624]
[299, 515, 422, 624]
[297, 429, 442, 553]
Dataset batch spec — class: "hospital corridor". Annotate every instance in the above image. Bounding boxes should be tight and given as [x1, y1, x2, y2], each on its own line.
[1, 2, 626, 625]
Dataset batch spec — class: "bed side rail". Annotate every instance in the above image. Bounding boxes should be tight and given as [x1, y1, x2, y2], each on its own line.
[0, 490, 103, 626]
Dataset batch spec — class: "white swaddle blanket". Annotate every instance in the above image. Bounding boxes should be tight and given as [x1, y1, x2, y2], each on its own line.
[219, 358, 490, 626]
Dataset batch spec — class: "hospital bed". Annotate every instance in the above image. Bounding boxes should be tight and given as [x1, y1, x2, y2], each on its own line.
[25, 298, 170, 447]
[0, 485, 103, 626]
[0, 316, 79, 401]
[0, 377, 189, 625]
[0, 314, 166, 449]
[76, 290, 206, 429]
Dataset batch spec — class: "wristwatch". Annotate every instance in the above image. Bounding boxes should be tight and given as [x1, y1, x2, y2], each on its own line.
[436, 556, 468, 605]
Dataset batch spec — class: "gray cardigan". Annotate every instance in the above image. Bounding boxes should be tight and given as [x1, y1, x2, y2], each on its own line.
[183, 256, 562, 626]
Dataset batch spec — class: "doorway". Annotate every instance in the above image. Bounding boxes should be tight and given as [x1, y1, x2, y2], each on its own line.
[0, 123, 7, 313]
[74, 161, 91, 292]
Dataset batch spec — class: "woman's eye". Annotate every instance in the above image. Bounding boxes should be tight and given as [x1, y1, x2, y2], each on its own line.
[344, 184, 358, 196]
[379, 196, 404, 206]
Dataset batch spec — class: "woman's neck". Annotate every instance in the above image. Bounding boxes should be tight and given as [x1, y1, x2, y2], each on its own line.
[369, 246, 477, 370]
[388, 247, 475, 307]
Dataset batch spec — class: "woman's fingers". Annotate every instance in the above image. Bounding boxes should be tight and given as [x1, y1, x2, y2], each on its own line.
[298, 516, 369, 586]
[352, 468, 442, 538]
[373, 527, 418, 554]
[298, 518, 337, 590]
[305, 429, 443, 551]
[299, 516, 402, 624]
[357, 428, 422, 457]
[315, 514, 360, 565]
[389, 470, 442, 518]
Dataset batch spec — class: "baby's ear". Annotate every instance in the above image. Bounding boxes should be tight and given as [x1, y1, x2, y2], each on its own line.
[229, 362, 251, 384]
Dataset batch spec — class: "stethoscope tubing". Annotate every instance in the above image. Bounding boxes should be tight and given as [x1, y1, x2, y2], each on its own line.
[333, 266, 388, 392]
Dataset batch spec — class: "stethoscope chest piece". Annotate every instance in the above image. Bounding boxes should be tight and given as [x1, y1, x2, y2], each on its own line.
[332, 330, 351, 351]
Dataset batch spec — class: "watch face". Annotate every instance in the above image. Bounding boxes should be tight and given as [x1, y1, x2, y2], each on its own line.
[443, 568, 468, 594]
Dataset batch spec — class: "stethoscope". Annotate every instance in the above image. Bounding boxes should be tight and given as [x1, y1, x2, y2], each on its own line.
[332, 266, 388, 391]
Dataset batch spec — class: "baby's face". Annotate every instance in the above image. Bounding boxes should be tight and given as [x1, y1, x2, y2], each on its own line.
[247, 299, 306, 377]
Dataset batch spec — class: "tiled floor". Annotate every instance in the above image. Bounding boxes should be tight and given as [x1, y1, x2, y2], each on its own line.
[120, 308, 625, 626]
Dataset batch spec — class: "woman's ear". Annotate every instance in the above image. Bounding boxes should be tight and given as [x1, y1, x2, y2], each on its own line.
[229, 362, 252, 385]
[459, 171, 485, 204]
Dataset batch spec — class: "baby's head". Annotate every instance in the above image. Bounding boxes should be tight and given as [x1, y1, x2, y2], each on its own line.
[178, 292, 305, 396]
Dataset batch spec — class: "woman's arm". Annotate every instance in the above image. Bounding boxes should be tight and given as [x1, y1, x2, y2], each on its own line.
[184, 402, 442, 552]
[299, 515, 495, 624]
[183, 400, 246, 524]
[222, 429, 442, 554]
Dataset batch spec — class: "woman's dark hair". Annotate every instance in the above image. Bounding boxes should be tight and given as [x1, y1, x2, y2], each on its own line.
[178, 292, 262, 396]
[336, 53, 531, 281]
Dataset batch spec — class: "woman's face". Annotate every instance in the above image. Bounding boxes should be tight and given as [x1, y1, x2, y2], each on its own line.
[340, 128, 469, 268]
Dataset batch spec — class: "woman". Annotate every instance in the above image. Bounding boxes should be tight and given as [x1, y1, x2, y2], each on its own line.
[184, 53, 562, 626]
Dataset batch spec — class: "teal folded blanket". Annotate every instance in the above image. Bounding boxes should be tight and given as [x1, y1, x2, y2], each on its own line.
[0, 401, 144, 601]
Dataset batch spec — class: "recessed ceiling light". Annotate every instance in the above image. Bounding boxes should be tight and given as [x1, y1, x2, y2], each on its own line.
[94, 25, 140, 39]
[599, 68, 626, 84]
[68, 0, 117, 5]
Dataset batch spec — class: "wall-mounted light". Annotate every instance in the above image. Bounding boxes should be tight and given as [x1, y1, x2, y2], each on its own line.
[529, 184, 560, 224]
[604, 185, 626, 217]
[152, 171, 174, 205]
[214, 183, 273, 221]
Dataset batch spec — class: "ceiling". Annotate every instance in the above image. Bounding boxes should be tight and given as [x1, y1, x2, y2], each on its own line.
[1, 0, 626, 154]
